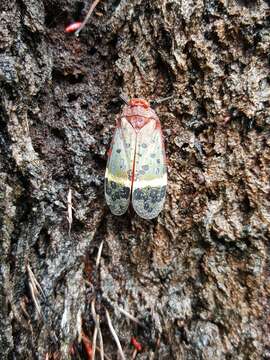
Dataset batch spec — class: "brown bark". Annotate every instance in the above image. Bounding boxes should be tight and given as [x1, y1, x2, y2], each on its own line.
[0, 0, 269, 359]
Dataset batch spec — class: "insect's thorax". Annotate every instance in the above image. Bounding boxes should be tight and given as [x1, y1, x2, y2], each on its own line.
[122, 105, 159, 130]
[126, 116, 152, 129]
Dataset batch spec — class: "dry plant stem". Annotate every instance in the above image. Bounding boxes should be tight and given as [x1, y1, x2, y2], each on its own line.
[131, 349, 138, 359]
[67, 188, 72, 237]
[94, 243, 104, 359]
[96, 346, 112, 360]
[90, 241, 104, 359]
[97, 316, 104, 360]
[96, 240, 104, 267]
[75, 0, 102, 36]
[27, 266, 58, 343]
[28, 282, 41, 316]
[116, 306, 144, 327]
[91, 297, 104, 360]
[27, 265, 46, 317]
[20, 298, 30, 319]
[92, 326, 98, 360]
[27, 264, 45, 299]
[91, 299, 98, 360]
[105, 309, 126, 360]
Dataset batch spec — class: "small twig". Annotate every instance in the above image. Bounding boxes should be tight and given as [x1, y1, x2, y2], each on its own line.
[28, 282, 41, 316]
[77, 309, 82, 343]
[92, 325, 98, 360]
[97, 318, 104, 360]
[27, 266, 58, 343]
[27, 264, 46, 299]
[20, 297, 30, 319]
[105, 309, 126, 360]
[91, 299, 98, 360]
[92, 313, 104, 360]
[116, 306, 145, 328]
[67, 188, 73, 238]
[75, 0, 102, 36]
[96, 346, 112, 360]
[27, 264, 46, 317]
[91, 292, 104, 360]
[96, 240, 104, 267]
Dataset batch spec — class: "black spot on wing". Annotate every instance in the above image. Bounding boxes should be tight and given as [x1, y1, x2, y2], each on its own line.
[120, 186, 130, 199]
[111, 181, 117, 189]
[111, 192, 120, 201]
[150, 188, 159, 202]
[132, 185, 166, 219]
[134, 188, 143, 200]
[105, 179, 131, 215]
[158, 186, 166, 201]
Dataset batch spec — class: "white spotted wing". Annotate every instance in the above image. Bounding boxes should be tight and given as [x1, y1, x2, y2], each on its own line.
[132, 119, 167, 219]
[105, 118, 136, 215]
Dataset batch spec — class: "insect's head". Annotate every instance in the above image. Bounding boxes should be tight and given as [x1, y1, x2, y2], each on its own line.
[129, 98, 150, 109]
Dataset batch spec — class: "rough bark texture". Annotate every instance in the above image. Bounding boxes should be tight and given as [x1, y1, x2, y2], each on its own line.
[0, 0, 270, 359]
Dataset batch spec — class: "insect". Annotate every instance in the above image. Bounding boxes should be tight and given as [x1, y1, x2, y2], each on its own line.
[105, 98, 167, 219]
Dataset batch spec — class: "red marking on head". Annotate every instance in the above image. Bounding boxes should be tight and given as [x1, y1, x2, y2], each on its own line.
[129, 115, 151, 130]
[129, 98, 150, 109]
[65, 22, 82, 33]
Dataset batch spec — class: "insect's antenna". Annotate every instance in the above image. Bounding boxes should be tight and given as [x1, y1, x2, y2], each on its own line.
[119, 94, 129, 105]
[75, 0, 102, 36]
[150, 95, 174, 107]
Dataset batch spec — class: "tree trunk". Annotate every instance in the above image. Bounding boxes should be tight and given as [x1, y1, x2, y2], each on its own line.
[0, 0, 269, 359]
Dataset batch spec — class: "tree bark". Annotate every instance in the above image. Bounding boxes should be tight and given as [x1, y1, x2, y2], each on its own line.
[0, 0, 269, 359]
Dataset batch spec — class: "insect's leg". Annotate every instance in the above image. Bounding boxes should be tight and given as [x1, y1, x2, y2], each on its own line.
[119, 94, 129, 105]
[150, 95, 174, 107]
